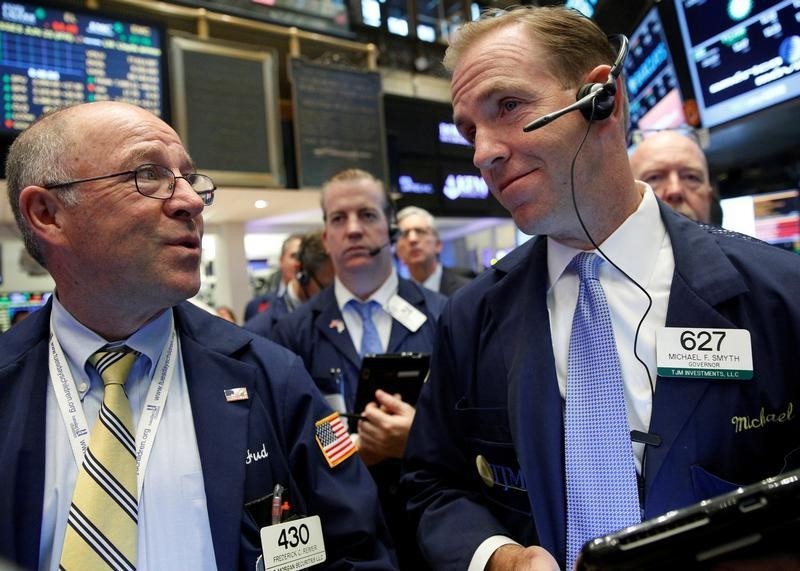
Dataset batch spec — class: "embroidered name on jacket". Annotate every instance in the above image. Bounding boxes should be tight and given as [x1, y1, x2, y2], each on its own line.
[731, 402, 794, 433]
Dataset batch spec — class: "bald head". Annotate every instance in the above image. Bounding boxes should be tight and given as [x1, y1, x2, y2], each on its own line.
[630, 131, 714, 223]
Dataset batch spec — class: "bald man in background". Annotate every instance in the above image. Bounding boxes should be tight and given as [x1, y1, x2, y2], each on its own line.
[630, 130, 719, 224]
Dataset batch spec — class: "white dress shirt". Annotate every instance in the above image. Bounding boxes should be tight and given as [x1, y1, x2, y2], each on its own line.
[334, 269, 400, 353]
[469, 184, 675, 571]
[40, 297, 216, 570]
[419, 263, 443, 293]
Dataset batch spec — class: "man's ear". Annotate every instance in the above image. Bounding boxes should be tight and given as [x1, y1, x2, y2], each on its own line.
[18, 185, 68, 246]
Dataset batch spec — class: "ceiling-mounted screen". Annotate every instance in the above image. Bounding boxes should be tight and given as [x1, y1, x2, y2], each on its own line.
[624, 5, 687, 135]
[0, 1, 166, 134]
[674, 0, 800, 128]
[384, 94, 509, 218]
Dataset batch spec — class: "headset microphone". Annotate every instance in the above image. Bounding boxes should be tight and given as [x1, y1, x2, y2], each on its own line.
[522, 34, 629, 133]
[368, 242, 391, 257]
[523, 85, 607, 132]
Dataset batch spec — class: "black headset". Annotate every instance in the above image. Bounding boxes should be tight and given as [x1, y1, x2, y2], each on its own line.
[384, 188, 401, 244]
[523, 34, 629, 132]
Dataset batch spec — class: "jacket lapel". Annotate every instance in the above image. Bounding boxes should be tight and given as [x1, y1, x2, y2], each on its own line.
[387, 280, 427, 352]
[176, 305, 256, 571]
[644, 205, 750, 508]
[488, 238, 567, 563]
[311, 289, 361, 370]
[0, 303, 51, 568]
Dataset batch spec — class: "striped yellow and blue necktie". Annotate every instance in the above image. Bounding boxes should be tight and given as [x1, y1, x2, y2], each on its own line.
[60, 347, 140, 571]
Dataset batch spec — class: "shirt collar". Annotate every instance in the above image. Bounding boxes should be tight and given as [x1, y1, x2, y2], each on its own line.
[334, 268, 400, 311]
[547, 182, 665, 289]
[421, 263, 443, 292]
[51, 295, 174, 379]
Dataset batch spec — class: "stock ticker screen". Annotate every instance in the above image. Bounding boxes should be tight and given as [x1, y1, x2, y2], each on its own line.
[674, 0, 800, 127]
[624, 5, 687, 134]
[0, 1, 165, 133]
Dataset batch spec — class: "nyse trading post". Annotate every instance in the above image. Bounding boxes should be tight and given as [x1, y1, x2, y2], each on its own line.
[0, 1, 163, 132]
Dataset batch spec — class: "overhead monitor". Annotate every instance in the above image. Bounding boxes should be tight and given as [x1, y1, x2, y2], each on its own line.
[384, 94, 509, 218]
[624, 5, 687, 136]
[674, 0, 800, 128]
[0, 0, 167, 134]
[721, 189, 799, 253]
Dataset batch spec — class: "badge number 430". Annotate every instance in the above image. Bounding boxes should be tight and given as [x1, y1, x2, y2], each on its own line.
[260, 515, 326, 571]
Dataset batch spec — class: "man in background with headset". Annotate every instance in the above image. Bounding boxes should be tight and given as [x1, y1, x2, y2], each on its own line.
[403, 6, 800, 571]
[271, 168, 446, 569]
[244, 230, 334, 338]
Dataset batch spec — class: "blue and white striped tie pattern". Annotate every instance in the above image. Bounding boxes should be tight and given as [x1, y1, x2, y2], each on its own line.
[61, 347, 140, 571]
[348, 299, 384, 357]
[565, 253, 641, 570]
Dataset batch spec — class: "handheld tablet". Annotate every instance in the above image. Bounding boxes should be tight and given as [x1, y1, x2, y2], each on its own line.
[576, 469, 800, 570]
[354, 352, 430, 413]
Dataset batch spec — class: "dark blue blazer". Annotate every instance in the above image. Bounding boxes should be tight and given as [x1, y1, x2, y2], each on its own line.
[271, 279, 447, 412]
[439, 266, 472, 297]
[243, 294, 290, 338]
[0, 301, 397, 570]
[243, 293, 275, 322]
[271, 277, 446, 570]
[403, 202, 800, 570]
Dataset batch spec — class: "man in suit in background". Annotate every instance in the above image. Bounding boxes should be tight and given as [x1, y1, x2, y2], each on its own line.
[395, 205, 472, 296]
[244, 230, 334, 338]
[0, 101, 396, 570]
[243, 233, 303, 321]
[271, 169, 446, 570]
[629, 130, 720, 225]
[403, 6, 800, 571]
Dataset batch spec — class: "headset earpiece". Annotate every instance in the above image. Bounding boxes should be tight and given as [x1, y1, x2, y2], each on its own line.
[296, 270, 309, 286]
[577, 33, 627, 121]
[385, 189, 401, 244]
[576, 81, 616, 121]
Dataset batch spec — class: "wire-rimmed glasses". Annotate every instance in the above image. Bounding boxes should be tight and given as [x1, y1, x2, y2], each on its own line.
[43, 163, 217, 206]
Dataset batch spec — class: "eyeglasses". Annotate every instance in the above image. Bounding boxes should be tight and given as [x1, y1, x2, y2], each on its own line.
[43, 163, 217, 206]
[399, 227, 434, 239]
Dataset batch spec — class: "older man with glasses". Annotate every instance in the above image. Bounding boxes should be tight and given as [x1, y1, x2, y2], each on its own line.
[0, 101, 396, 570]
[395, 206, 472, 296]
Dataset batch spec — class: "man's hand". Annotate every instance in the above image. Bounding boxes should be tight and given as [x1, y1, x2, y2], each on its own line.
[357, 389, 415, 466]
[487, 545, 561, 571]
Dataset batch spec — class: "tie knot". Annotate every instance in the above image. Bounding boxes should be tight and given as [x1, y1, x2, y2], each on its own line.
[571, 252, 602, 282]
[89, 346, 139, 387]
[347, 299, 379, 320]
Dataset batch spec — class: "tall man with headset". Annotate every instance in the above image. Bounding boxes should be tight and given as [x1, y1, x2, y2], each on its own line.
[244, 231, 334, 338]
[271, 168, 446, 569]
[402, 7, 800, 571]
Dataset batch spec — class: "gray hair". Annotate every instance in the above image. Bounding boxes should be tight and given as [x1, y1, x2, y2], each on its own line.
[396, 205, 439, 238]
[6, 107, 81, 267]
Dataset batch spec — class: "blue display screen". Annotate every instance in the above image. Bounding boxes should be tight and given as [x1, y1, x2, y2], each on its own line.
[624, 5, 687, 133]
[675, 0, 800, 127]
[0, 1, 165, 133]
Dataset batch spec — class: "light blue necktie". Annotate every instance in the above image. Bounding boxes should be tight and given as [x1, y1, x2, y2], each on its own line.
[565, 252, 641, 570]
[348, 299, 383, 357]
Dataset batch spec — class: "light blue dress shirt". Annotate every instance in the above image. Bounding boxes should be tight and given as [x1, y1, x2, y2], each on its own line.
[39, 297, 216, 570]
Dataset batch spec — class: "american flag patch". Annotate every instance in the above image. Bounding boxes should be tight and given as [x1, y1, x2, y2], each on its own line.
[314, 412, 356, 468]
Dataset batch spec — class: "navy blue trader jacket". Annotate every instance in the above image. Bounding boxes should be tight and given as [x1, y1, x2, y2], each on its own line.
[0, 301, 397, 570]
[403, 202, 800, 570]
